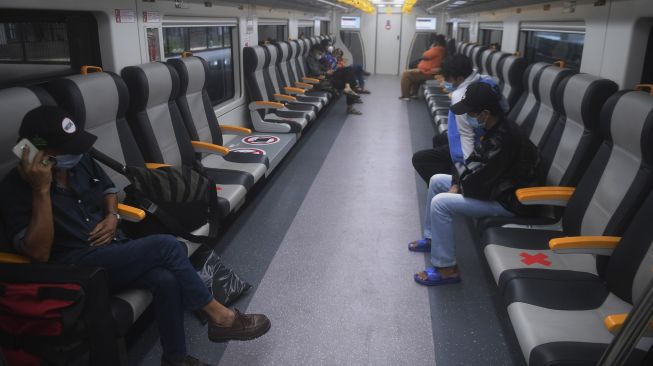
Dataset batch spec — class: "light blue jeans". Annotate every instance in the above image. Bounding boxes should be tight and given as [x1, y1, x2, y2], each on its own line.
[423, 174, 514, 267]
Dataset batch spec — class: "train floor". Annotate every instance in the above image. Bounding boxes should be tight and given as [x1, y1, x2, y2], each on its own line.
[127, 75, 526, 366]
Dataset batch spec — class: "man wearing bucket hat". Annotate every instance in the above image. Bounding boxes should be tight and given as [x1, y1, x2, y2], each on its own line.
[0, 106, 270, 366]
[407, 82, 540, 286]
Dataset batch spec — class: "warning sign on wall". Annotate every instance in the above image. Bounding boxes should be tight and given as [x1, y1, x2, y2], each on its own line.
[242, 136, 280, 145]
[115, 9, 136, 23]
[143, 11, 161, 23]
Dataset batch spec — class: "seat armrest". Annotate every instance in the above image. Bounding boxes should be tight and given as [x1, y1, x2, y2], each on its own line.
[191, 141, 230, 156]
[294, 82, 314, 89]
[0, 252, 31, 264]
[302, 77, 320, 84]
[145, 163, 172, 170]
[284, 87, 306, 95]
[273, 93, 298, 102]
[549, 236, 621, 255]
[604, 314, 653, 335]
[117, 203, 146, 222]
[516, 186, 576, 206]
[220, 125, 252, 135]
[249, 101, 285, 111]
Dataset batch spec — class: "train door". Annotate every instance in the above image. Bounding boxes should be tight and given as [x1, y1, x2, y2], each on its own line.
[375, 12, 401, 75]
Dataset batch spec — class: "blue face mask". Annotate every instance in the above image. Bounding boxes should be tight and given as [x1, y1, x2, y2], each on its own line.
[55, 154, 83, 170]
[443, 81, 455, 92]
[466, 115, 481, 129]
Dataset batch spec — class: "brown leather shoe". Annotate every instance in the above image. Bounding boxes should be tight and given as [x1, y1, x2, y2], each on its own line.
[161, 355, 211, 366]
[208, 309, 271, 342]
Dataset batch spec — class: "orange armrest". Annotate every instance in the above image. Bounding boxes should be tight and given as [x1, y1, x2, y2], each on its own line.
[145, 163, 172, 170]
[516, 186, 576, 206]
[220, 125, 252, 135]
[302, 77, 320, 83]
[549, 236, 621, 255]
[273, 93, 298, 102]
[191, 141, 230, 155]
[117, 203, 146, 222]
[604, 314, 653, 334]
[0, 252, 32, 264]
[294, 82, 313, 88]
[255, 101, 285, 108]
[284, 87, 306, 94]
[317, 75, 325, 80]
[635, 84, 653, 96]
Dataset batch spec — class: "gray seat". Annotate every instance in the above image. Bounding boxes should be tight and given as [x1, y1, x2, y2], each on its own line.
[120, 62, 247, 215]
[496, 55, 527, 109]
[273, 41, 326, 110]
[508, 63, 550, 134]
[167, 56, 271, 184]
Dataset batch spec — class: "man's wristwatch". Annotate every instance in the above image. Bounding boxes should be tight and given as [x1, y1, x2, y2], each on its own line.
[107, 211, 121, 221]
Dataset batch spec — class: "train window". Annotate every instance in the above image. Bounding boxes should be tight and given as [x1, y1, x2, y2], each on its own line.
[298, 26, 314, 39]
[0, 9, 100, 87]
[446, 22, 454, 38]
[457, 24, 470, 42]
[163, 25, 235, 106]
[258, 20, 288, 43]
[320, 20, 330, 35]
[478, 22, 503, 50]
[518, 21, 585, 71]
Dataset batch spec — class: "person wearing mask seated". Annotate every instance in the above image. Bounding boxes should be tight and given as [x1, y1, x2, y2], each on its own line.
[407, 83, 540, 286]
[319, 40, 371, 94]
[0, 106, 272, 366]
[399, 34, 446, 100]
[412, 55, 508, 184]
[307, 45, 363, 115]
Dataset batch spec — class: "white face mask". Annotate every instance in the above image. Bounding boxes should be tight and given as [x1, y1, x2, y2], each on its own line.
[327, 46, 334, 53]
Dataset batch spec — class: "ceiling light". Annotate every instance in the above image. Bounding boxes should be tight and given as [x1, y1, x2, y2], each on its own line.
[427, 0, 452, 12]
[316, 0, 349, 9]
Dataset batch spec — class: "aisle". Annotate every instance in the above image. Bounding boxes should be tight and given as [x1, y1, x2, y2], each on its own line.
[217, 75, 436, 365]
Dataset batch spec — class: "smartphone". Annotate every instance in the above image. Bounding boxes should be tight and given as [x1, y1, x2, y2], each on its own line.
[12, 138, 39, 164]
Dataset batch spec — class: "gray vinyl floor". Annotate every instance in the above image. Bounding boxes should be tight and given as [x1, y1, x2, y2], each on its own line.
[129, 75, 525, 366]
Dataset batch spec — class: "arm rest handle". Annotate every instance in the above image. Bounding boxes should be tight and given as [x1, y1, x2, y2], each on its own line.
[635, 84, 653, 96]
[604, 314, 653, 335]
[516, 186, 576, 206]
[117, 203, 146, 222]
[302, 77, 320, 83]
[273, 93, 298, 102]
[294, 82, 313, 89]
[549, 236, 621, 255]
[284, 87, 306, 94]
[0, 252, 31, 264]
[220, 125, 252, 135]
[145, 163, 172, 170]
[191, 141, 230, 156]
[254, 101, 285, 108]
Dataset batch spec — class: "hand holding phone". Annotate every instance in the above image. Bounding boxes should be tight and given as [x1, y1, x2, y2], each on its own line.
[12, 138, 39, 164]
[13, 139, 53, 193]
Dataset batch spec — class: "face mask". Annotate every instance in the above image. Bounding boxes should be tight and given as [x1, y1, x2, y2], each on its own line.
[443, 81, 455, 92]
[55, 154, 83, 170]
[327, 46, 334, 53]
[466, 115, 481, 129]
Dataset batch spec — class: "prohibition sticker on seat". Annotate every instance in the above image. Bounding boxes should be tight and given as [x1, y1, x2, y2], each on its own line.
[242, 136, 280, 145]
[231, 148, 266, 155]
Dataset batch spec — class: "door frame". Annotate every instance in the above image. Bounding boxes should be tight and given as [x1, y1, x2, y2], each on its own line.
[374, 11, 403, 75]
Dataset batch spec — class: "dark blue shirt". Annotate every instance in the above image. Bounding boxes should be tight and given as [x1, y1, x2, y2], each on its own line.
[0, 154, 124, 262]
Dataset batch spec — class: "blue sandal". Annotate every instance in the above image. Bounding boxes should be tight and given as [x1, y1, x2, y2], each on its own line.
[414, 267, 461, 286]
[408, 239, 431, 252]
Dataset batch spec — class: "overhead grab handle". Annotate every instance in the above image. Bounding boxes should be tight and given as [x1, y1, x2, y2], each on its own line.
[81, 66, 103, 75]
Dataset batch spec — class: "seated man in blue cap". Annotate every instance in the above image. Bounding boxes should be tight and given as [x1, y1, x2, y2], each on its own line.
[0, 106, 271, 366]
[407, 82, 540, 286]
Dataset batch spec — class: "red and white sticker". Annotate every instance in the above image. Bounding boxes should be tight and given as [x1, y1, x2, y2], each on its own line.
[231, 148, 266, 155]
[242, 135, 280, 145]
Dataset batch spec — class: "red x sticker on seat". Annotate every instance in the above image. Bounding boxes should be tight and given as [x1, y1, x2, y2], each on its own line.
[520, 252, 551, 267]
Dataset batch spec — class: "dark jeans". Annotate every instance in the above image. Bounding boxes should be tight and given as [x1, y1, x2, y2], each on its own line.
[412, 133, 453, 184]
[63, 234, 213, 361]
[348, 64, 366, 88]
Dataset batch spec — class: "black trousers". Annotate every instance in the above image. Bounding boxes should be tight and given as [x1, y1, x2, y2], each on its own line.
[412, 133, 453, 184]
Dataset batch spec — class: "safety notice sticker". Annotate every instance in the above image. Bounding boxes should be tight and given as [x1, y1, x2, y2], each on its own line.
[242, 136, 280, 145]
[231, 148, 266, 155]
